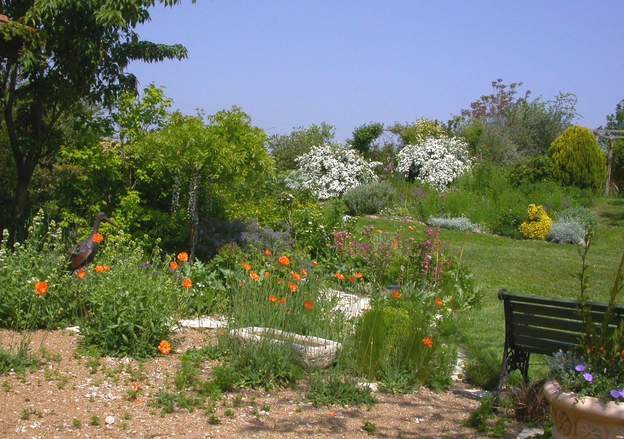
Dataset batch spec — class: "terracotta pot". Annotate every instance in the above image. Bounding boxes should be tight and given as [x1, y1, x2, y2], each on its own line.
[543, 380, 624, 439]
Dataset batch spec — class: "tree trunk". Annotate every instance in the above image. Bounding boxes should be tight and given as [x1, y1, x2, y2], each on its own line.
[13, 159, 36, 238]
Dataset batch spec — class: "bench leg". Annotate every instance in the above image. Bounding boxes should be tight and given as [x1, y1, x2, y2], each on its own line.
[497, 346, 530, 393]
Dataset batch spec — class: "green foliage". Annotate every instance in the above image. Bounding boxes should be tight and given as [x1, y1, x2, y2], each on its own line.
[1, 0, 188, 231]
[268, 123, 335, 171]
[349, 293, 457, 390]
[509, 155, 555, 186]
[211, 342, 304, 391]
[113, 85, 173, 143]
[549, 126, 607, 191]
[361, 420, 377, 435]
[78, 234, 186, 358]
[307, 373, 377, 407]
[464, 349, 501, 390]
[389, 118, 447, 146]
[343, 182, 397, 216]
[0, 212, 84, 330]
[0, 339, 39, 375]
[349, 122, 384, 155]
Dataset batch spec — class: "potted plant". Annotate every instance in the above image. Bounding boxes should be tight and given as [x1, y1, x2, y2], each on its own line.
[543, 234, 624, 438]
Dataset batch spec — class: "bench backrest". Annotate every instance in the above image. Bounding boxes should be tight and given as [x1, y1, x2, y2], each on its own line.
[498, 289, 624, 356]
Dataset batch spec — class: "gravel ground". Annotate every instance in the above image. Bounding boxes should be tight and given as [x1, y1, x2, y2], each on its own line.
[0, 329, 487, 438]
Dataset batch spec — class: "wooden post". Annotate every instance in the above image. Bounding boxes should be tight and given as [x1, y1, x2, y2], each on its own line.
[606, 137, 613, 197]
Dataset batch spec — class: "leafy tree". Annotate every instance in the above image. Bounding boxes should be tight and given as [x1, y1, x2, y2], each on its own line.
[604, 99, 624, 191]
[0, 1, 189, 234]
[132, 107, 275, 257]
[389, 118, 447, 147]
[267, 123, 335, 171]
[456, 80, 577, 163]
[348, 122, 384, 155]
[549, 126, 606, 191]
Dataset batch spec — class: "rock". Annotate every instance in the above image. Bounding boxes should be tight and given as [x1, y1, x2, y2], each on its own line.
[104, 416, 115, 425]
[229, 327, 341, 368]
[356, 382, 378, 392]
[452, 388, 492, 400]
[64, 326, 80, 334]
[321, 289, 371, 319]
[517, 427, 544, 439]
[177, 316, 228, 330]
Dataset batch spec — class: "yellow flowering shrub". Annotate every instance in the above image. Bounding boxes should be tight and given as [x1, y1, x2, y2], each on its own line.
[519, 204, 552, 240]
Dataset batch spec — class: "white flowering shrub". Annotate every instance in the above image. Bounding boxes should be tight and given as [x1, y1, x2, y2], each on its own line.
[290, 143, 380, 199]
[397, 137, 472, 191]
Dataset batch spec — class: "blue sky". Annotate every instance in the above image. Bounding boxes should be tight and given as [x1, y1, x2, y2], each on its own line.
[130, 1, 624, 140]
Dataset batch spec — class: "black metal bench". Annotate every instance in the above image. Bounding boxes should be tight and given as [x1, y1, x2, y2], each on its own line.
[497, 289, 624, 390]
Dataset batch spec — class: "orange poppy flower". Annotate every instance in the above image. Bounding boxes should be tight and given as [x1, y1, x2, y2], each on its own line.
[130, 382, 140, 392]
[278, 297, 287, 305]
[348, 276, 356, 283]
[76, 269, 87, 280]
[335, 273, 344, 281]
[34, 281, 48, 297]
[278, 256, 290, 267]
[391, 291, 401, 300]
[103, 265, 111, 272]
[241, 262, 252, 272]
[268, 295, 277, 303]
[182, 278, 193, 289]
[263, 248, 272, 257]
[435, 297, 444, 308]
[249, 272, 260, 282]
[169, 261, 178, 271]
[264, 271, 271, 279]
[288, 283, 298, 294]
[158, 340, 172, 355]
[301, 269, 309, 278]
[95, 265, 106, 273]
[177, 252, 189, 262]
[422, 336, 433, 349]
[304, 300, 314, 311]
[92, 233, 104, 244]
[291, 271, 301, 282]
[354, 272, 363, 280]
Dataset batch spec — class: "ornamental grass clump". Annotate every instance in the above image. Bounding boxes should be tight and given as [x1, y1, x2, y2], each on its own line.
[347, 287, 457, 391]
[519, 204, 552, 240]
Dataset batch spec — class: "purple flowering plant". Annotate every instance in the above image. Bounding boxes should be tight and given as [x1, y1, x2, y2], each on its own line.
[549, 233, 624, 402]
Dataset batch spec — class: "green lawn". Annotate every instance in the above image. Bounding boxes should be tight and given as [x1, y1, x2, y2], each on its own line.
[355, 198, 624, 378]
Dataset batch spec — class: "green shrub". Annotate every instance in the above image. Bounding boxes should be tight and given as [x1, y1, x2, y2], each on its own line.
[79, 235, 185, 358]
[0, 212, 84, 330]
[464, 349, 501, 390]
[549, 126, 607, 191]
[350, 294, 456, 389]
[343, 182, 397, 215]
[307, 373, 377, 407]
[509, 155, 554, 186]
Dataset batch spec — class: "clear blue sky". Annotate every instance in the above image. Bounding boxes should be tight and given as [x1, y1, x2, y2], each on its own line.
[130, 0, 624, 140]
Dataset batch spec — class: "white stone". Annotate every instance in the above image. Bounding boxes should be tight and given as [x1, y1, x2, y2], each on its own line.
[321, 289, 371, 319]
[177, 316, 228, 329]
[104, 416, 115, 425]
[517, 427, 544, 439]
[64, 326, 80, 334]
[229, 327, 341, 368]
[356, 382, 378, 392]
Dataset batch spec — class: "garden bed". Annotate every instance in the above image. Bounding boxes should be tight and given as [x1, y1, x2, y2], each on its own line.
[0, 329, 487, 438]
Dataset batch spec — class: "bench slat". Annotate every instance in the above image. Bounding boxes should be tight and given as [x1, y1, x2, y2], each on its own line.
[510, 302, 622, 325]
[514, 334, 577, 355]
[511, 313, 586, 333]
[512, 324, 582, 346]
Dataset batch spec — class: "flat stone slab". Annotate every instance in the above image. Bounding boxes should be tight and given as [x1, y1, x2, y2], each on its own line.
[321, 288, 371, 319]
[229, 326, 341, 368]
[177, 316, 228, 329]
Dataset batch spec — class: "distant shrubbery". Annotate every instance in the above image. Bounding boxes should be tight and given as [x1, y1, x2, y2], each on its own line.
[343, 182, 397, 215]
[428, 217, 480, 233]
